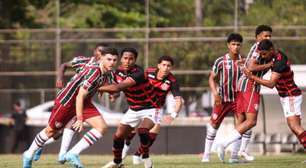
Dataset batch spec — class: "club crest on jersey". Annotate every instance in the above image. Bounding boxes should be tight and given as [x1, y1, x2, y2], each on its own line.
[212, 113, 218, 120]
[55, 121, 63, 129]
[161, 83, 170, 91]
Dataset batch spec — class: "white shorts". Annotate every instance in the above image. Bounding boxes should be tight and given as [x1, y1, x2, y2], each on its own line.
[120, 108, 162, 128]
[280, 95, 303, 118]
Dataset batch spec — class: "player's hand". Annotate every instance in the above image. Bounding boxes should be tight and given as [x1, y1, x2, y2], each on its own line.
[214, 94, 221, 105]
[56, 79, 64, 88]
[72, 120, 83, 132]
[163, 115, 175, 124]
[243, 68, 253, 79]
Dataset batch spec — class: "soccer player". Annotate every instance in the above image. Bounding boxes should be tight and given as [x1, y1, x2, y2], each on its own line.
[32, 43, 109, 163]
[216, 25, 273, 162]
[100, 48, 165, 168]
[237, 25, 273, 161]
[121, 56, 183, 165]
[22, 47, 119, 168]
[201, 33, 244, 163]
[244, 39, 306, 151]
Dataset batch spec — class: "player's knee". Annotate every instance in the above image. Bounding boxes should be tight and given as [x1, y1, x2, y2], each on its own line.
[95, 125, 108, 134]
[247, 120, 257, 128]
[45, 127, 56, 137]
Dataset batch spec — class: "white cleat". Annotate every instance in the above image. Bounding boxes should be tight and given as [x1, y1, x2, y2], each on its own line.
[101, 161, 124, 168]
[228, 158, 244, 164]
[238, 151, 255, 161]
[133, 155, 142, 165]
[121, 144, 130, 159]
[143, 158, 153, 168]
[201, 155, 210, 163]
[217, 144, 225, 162]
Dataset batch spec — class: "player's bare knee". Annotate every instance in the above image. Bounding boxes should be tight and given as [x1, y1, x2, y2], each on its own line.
[247, 120, 257, 128]
[45, 127, 56, 137]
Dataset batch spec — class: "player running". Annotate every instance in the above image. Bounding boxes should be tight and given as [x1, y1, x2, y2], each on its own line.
[201, 33, 244, 163]
[244, 39, 306, 153]
[100, 48, 170, 168]
[22, 47, 118, 168]
[121, 56, 183, 165]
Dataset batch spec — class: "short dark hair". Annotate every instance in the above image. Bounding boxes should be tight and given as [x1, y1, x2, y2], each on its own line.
[101, 47, 119, 56]
[120, 48, 138, 59]
[258, 39, 274, 51]
[227, 33, 243, 43]
[255, 25, 272, 36]
[158, 55, 174, 65]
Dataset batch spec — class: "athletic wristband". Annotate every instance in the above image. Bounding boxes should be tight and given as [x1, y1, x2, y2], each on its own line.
[170, 112, 178, 119]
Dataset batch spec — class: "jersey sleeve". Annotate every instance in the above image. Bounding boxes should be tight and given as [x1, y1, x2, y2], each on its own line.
[212, 57, 223, 75]
[71, 56, 90, 72]
[128, 68, 146, 84]
[170, 80, 181, 97]
[81, 68, 101, 91]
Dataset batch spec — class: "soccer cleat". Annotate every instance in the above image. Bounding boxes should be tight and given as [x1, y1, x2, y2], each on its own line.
[143, 158, 153, 168]
[238, 151, 255, 161]
[22, 152, 33, 168]
[101, 161, 124, 168]
[217, 144, 225, 162]
[201, 155, 210, 163]
[33, 148, 43, 161]
[228, 158, 241, 164]
[58, 153, 66, 164]
[64, 153, 84, 168]
[121, 144, 130, 159]
[132, 155, 142, 165]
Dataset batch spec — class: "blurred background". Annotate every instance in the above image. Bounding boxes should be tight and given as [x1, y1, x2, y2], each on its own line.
[0, 0, 306, 154]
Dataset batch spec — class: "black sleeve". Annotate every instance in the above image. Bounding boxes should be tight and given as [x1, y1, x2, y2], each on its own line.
[170, 81, 181, 97]
[129, 69, 146, 84]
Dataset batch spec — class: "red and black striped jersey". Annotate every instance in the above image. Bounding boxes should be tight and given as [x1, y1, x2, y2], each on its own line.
[114, 65, 159, 111]
[145, 67, 181, 107]
[271, 50, 301, 97]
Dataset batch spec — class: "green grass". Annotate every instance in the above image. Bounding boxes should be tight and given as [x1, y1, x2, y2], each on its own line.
[1, 154, 306, 168]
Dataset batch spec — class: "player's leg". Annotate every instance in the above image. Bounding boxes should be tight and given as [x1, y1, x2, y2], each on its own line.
[23, 102, 73, 168]
[133, 124, 160, 165]
[102, 108, 139, 168]
[229, 112, 244, 163]
[138, 118, 155, 168]
[202, 103, 227, 162]
[122, 128, 136, 159]
[287, 116, 306, 149]
[23, 126, 58, 168]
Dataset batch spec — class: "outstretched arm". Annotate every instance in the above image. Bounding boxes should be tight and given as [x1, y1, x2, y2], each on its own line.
[245, 69, 280, 88]
[247, 58, 273, 72]
[56, 62, 72, 88]
[98, 77, 136, 93]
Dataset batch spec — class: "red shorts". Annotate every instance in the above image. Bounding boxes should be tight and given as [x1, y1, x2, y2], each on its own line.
[48, 100, 100, 130]
[210, 102, 237, 126]
[236, 84, 260, 114]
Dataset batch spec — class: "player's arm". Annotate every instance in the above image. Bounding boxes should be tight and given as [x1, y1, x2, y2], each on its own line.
[245, 69, 280, 88]
[247, 58, 273, 72]
[98, 77, 136, 93]
[209, 71, 221, 105]
[56, 61, 73, 88]
[73, 87, 88, 132]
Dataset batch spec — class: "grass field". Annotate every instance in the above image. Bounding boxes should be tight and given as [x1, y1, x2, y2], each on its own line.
[1, 154, 305, 168]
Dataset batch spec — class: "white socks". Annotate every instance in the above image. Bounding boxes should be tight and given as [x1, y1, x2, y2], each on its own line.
[222, 129, 241, 148]
[231, 137, 241, 158]
[44, 137, 56, 145]
[239, 129, 252, 153]
[69, 128, 102, 155]
[59, 128, 75, 156]
[24, 129, 49, 158]
[203, 124, 217, 157]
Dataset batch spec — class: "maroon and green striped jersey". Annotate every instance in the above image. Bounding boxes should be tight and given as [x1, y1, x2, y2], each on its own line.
[145, 67, 181, 107]
[271, 50, 301, 97]
[238, 43, 269, 93]
[114, 65, 160, 111]
[71, 56, 95, 73]
[212, 53, 242, 102]
[56, 63, 109, 106]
